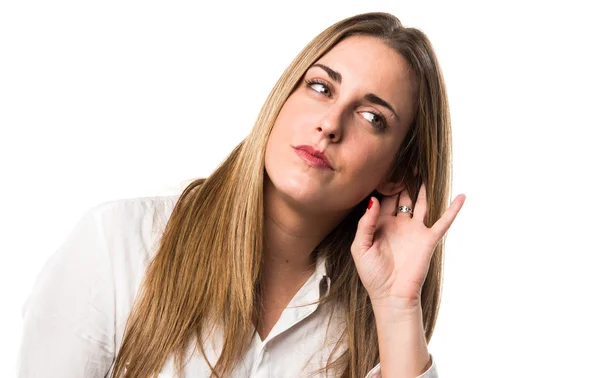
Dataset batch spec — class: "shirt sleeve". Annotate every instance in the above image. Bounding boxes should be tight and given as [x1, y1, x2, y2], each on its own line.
[364, 354, 438, 378]
[17, 207, 116, 378]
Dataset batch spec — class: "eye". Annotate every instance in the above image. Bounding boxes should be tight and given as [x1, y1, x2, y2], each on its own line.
[304, 78, 388, 132]
[304, 79, 332, 97]
[360, 110, 387, 131]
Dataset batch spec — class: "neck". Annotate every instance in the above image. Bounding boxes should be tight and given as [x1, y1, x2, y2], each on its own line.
[261, 178, 349, 281]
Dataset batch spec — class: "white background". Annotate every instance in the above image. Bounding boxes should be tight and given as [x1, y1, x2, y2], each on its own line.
[1, 0, 599, 377]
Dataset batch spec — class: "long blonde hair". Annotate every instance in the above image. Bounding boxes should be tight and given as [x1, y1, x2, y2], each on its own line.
[111, 11, 452, 378]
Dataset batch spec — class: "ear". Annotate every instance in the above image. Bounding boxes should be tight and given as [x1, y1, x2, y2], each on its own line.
[375, 166, 419, 196]
[375, 179, 406, 196]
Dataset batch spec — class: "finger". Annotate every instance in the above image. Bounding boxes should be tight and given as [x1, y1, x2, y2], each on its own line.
[395, 189, 413, 217]
[431, 194, 466, 240]
[413, 183, 427, 222]
[352, 196, 381, 255]
[379, 192, 399, 216]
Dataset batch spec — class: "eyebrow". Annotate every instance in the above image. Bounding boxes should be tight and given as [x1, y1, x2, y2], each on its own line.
[309, 63, 400, 121]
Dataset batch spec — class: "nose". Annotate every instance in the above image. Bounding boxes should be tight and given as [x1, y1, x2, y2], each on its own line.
[316, 105, 344, 142]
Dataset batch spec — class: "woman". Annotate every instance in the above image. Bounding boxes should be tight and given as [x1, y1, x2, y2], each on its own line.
[18, 11, 465, 378]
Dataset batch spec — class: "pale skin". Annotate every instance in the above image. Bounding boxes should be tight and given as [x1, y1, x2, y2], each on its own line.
[353, 186, 466, 377]
[260, 34, 466, 377]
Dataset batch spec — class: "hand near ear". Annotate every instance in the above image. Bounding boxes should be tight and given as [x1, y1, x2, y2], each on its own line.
[351, 183, 466, 310]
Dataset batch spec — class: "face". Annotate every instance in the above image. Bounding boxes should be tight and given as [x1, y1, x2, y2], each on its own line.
[264, 35, 416, 213]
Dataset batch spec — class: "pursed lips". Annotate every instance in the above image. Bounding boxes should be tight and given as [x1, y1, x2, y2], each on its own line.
[292, 145, 333, 170]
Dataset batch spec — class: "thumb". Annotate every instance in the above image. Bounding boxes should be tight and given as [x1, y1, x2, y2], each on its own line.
[352, 197, 380, 256]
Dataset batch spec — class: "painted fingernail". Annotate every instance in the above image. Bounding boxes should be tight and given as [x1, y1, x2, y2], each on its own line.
[368, 198, 373, 209]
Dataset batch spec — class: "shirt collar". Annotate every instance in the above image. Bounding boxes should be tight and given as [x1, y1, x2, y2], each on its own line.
[315, 253, 331, 298]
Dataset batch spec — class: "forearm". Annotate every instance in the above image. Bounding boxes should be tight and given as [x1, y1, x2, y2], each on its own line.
[373, 303, 431, 378]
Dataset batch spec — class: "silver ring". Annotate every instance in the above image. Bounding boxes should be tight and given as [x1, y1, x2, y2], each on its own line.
[395, 205, 413, 215]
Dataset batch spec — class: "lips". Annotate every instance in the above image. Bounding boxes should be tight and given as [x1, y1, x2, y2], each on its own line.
[293, 145, 333, 170]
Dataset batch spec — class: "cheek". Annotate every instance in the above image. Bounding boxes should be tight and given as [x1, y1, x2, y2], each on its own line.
[275, 98, 306, 131]
[265, 111, 296, 172]
[268, 99, 313, 151]
[342, 146, 396, 185]
[268, 105, 294, 148]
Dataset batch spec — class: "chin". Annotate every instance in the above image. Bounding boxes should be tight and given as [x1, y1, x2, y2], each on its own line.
[265, 167, 328, 207]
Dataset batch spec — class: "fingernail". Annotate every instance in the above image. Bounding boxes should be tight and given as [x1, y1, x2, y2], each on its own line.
[367, 198, 373, 209]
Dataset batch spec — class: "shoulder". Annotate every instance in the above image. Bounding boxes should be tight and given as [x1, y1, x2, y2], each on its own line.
[92, 193, 180, 222]
[17, 194, 183, 375]
[87, 193, 182, 262]
[92, 193, 181, 221]
[84, 194, 184, 331]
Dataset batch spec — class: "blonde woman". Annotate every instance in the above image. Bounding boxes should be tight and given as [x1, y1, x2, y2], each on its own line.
[18, 12, 465, 378]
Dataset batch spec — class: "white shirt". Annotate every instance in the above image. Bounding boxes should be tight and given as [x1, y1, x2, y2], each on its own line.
[17, 195, 439, 378]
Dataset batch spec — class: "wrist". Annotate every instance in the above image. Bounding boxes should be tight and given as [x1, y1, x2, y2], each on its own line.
[371, 296, 423, 323]
[373, 306, 430, 378]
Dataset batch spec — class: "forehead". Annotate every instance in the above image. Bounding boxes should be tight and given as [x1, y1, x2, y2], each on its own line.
[313, 35, 416, 123]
